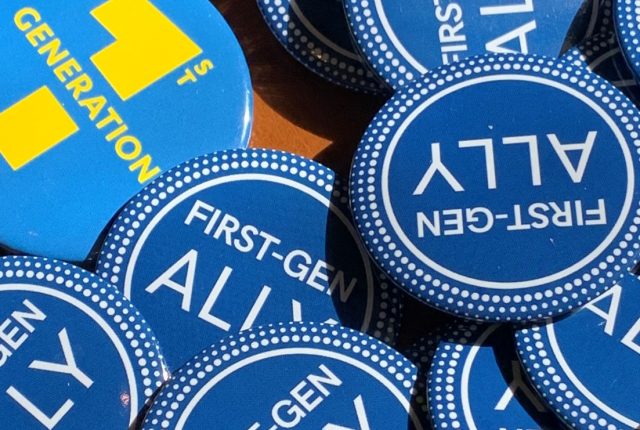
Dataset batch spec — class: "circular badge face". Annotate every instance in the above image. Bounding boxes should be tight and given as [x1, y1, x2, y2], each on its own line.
[516, 274, 640, 430]
[564, 32, 640, 104]
[345, 0, 599, 89]
[429, 324, 566, 430]
[97, 149, 401, 369]
[257, 0, 387, 93]
[142, 323, 427, 430]
[590, 0, 614, 36]
[0, 256, 168, 429]
[0, 0, 253, 261]
[351, 54, 640, 322]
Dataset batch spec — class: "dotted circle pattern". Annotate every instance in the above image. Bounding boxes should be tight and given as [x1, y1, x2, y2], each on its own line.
[0, 256, 168, 401]
[344, 0, 417, 89]
[257, 0, 387, 93]
[565, 31, 622, 67]
[345, 0, 606, 90]
[350, 54, 640, 322]
[427, 323, 484, 429]
[142, 322, 423, 429]
[616, 0, 640, 80]
[516, 324, 628, 430]
[404, 328, 446, 419]
[564, 30, 639, 94]
[97, 148, 401, 342]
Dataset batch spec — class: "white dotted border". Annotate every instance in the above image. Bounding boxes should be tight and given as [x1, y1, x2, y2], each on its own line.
[616, 0, 640, 78]
[143, 322, 420, 429]
[345, 0, 611, 90]
[0, 256, 167, 400]
[404, 329, 446, 418]
[97, 148, 401, 342]
[517, 325, 623, 430]
[427, 323, 482, 429]
[257, 0, 385, 93]
[350, 54, 640, 322]
[564, 30, 638, 92]
[565, 30, 618, 65]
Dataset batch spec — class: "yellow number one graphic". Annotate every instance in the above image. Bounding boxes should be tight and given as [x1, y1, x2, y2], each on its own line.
[90, 0, 203, 101]
[0, 87, 79, 170]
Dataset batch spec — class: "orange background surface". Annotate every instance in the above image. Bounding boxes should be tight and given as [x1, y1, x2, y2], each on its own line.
[211, 0, 385, 178]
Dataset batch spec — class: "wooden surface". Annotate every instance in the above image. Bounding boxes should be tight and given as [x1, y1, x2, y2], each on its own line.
[211, 0, 385, 178]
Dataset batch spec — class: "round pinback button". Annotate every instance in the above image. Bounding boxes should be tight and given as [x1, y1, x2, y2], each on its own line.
[142, 322, 428, 430]
[350, 54, 640, 322]
[0, 256, 168, 429]
[257, 0, 387, 93]
[564, 32, 640, 104]
[344, 0, 600, 89]
[516, 274, 640, 430]
[616, 0, 640, 82]
[0, 0, 253, 261]
[429, 324, 567, 430]
[97, 149, 402, 369]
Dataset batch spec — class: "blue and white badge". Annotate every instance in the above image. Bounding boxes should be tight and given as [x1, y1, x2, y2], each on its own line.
[143, 323, 427, 430]
[97, 149, 401, 369]
[344, 0, 599, 89]
[257, 0, 386, 93]
[0, 0, 252, 261]
[516, 274, 640, 429]
[351, 54, 640, 321]
[564, 32, 640, 104]
[429, 324, 566, 429]
[0, 256, 168, 429]
[616, 0, 640, 82]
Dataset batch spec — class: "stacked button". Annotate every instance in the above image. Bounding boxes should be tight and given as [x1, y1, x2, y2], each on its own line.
[0, 256, 168, 428]
[97, 149, 402, 369]
[143, 323, 428, 430]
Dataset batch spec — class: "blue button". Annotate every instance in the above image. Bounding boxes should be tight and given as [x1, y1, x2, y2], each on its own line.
[429, 323, 565, 429]
[516, 273, 640, 429]
[563, 32, 640, 104]
[616, 0, 640, 83]
[0, 256, 168, 429]
[0, 0, 252, 261]
[351, 54, 640, 321]
[142, 323, 428, 429]
[345, 0, 600, 88]
[97, 149, 402, 369]
[257, 0, 387, 93]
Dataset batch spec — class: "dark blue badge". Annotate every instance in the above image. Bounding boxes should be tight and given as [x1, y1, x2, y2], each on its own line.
[516, 274, 640, 429]
[97, 149, 401, 369]
[0, 0, 252, 261]
[429, 324, 566, 429]
[257, 0, 387, 93]
[351, 54, 640, 321]
[564, 32, 640, 104]
[345, 0, 599, 88]
[0, 256, 168, 429]
[143, 323, 427, 429]
[617, 0, 640, 82]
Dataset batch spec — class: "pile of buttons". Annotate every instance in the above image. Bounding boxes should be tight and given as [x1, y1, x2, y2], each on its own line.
[0, 0, 638, 428]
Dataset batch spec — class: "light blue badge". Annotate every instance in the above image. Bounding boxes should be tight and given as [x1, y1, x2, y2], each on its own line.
[0, 0, 252, 261]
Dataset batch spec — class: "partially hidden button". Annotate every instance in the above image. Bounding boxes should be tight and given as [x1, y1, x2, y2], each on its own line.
[0, 0, 253, 261]
[350, 54, 640, 321]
